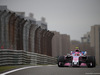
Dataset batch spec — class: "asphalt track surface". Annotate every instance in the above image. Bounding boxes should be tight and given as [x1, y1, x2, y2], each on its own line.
[1, 65, 100, 75]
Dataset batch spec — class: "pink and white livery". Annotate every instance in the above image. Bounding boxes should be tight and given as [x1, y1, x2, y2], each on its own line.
[57, 49, 96, 68]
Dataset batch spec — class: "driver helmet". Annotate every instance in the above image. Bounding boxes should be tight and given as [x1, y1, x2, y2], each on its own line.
[75, 47, 80, 52]
[75, 47, 79, 49]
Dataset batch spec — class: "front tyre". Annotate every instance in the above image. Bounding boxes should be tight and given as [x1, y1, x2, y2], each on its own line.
[87, 56, 96, 68]
[58, 56, 65, 67]
[58, 62, 64, 67]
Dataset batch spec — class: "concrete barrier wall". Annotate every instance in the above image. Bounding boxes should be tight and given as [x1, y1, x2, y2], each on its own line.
[0, 49, 57, 66]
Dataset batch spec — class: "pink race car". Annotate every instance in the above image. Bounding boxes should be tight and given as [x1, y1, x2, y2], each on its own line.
[57, 49, 96, 68]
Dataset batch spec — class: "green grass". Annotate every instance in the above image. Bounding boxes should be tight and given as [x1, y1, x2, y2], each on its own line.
[0, 64, 37, 73]
[0, 64, 55, 73]
[0, 66, 21, 73]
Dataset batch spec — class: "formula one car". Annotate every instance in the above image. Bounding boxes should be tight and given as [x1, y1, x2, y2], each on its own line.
[57, 49, 96, 68]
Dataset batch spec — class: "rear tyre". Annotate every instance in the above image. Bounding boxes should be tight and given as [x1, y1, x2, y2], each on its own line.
[87, 56, 96, 68]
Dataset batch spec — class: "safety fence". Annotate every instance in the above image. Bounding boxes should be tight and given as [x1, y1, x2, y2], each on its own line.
[0, 49, 57, 66]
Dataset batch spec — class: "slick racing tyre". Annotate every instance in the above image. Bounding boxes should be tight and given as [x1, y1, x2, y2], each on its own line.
[87, 56, 96, 68]
[58, 56, 65, 67]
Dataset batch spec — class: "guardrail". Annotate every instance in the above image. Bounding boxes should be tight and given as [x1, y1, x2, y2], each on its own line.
[0, 49, 57, 66]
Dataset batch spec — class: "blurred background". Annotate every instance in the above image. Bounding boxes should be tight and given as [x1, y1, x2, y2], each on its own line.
[0, 0, 100, 66]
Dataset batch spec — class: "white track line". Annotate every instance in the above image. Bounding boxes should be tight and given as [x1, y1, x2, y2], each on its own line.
[0, 65, 55, 75]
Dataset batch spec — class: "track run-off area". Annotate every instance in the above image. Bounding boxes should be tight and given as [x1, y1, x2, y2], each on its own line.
[0, 65, 100, 75]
